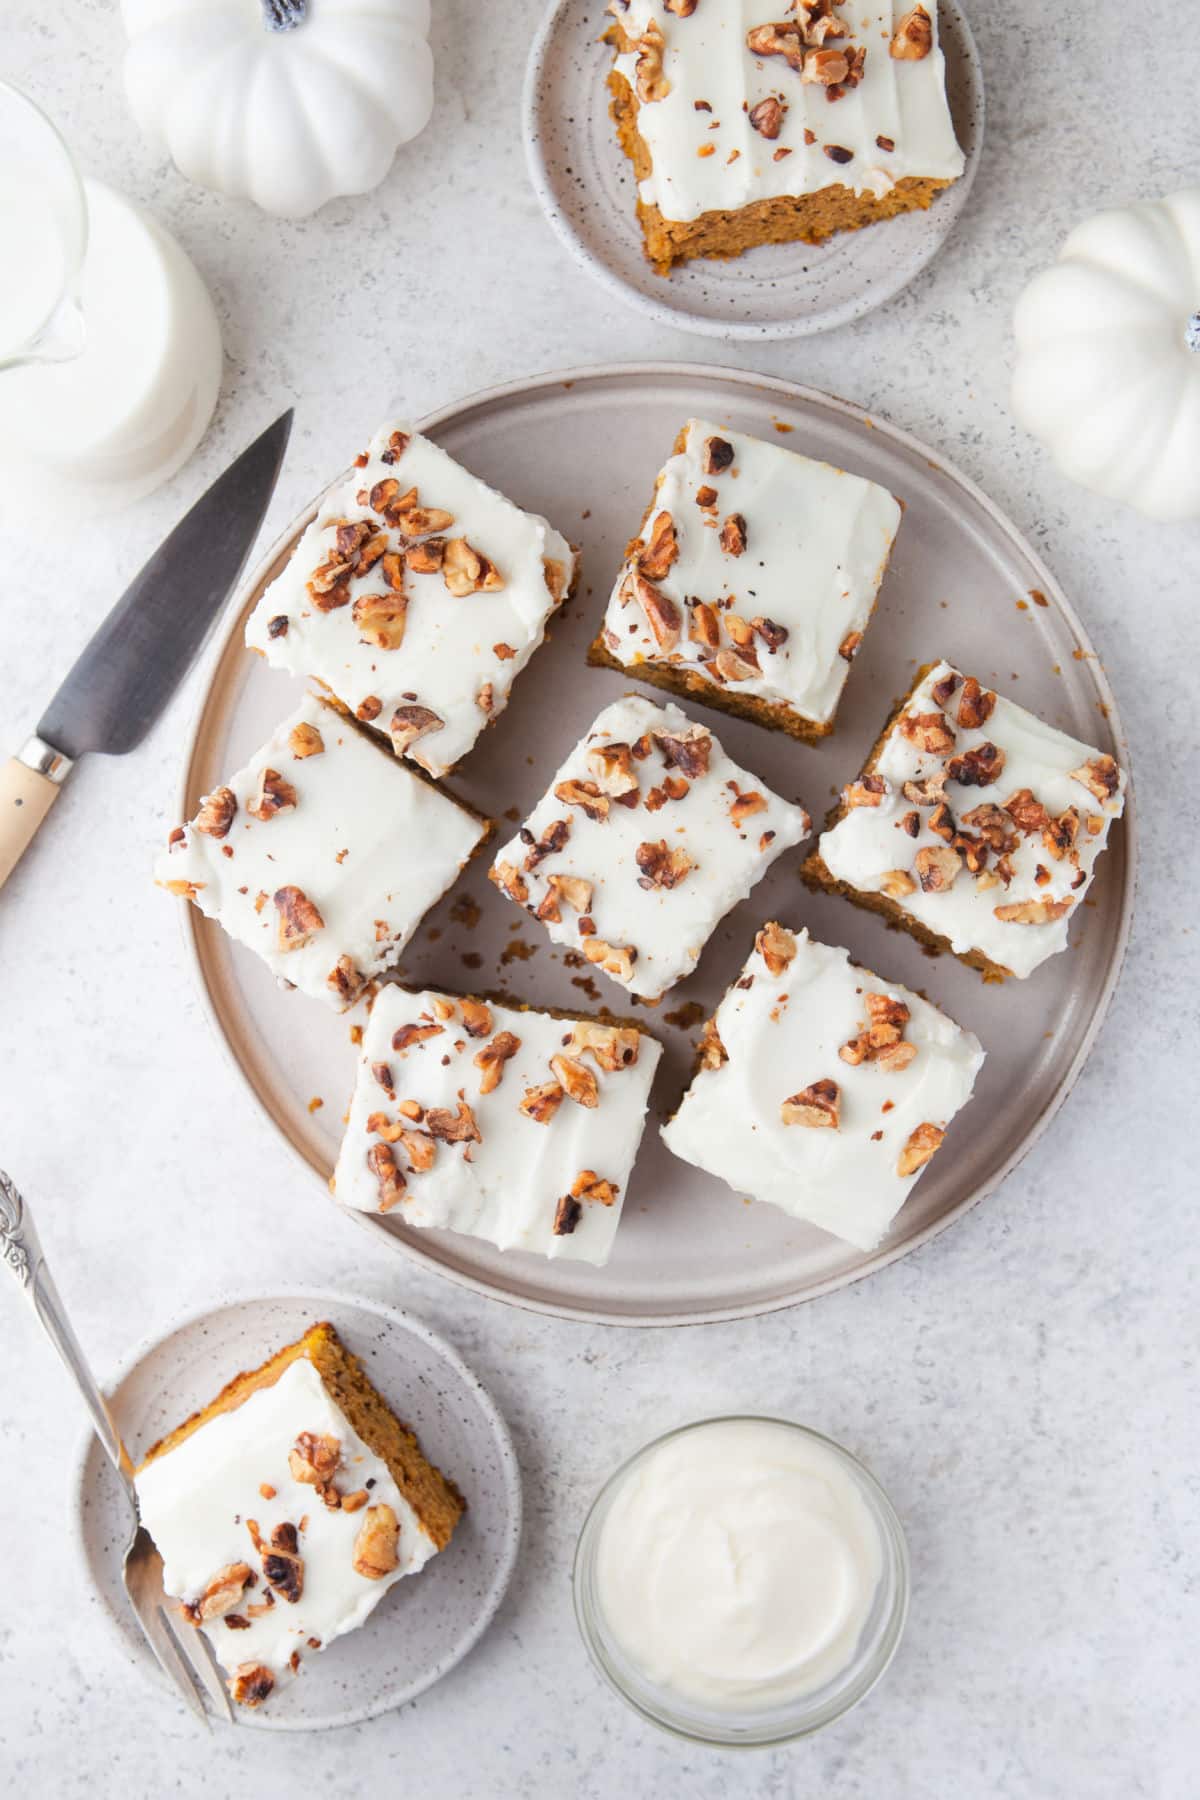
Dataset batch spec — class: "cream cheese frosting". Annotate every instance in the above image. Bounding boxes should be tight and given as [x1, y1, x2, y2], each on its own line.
[134, 1357, 436, 1692]
[489, 695, 811, 1000]
[609, 0, 964, 223]
[661, 924, 984, 1249]
[155, 696, 488, 1010]
[333, 987, 662, 1263]
[245, 422, 576, 777]
[816, 660, 1127, 978]
[599, 419, 901, 726]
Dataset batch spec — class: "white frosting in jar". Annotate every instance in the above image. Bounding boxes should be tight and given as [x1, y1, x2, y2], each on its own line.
[154, 697, 488, 1009]
[594, 1419, 884, 1710]
[599, 419, 901, 727]
[609, 1, 964, 225]
[333, 986, 663, 1264]
[661, 924, 983, 1248]
[245, 422, 577, 777]
[134, 1358, 437, 1693]
[816, 660, 1127, 978]
[489, 694, 811, 1001]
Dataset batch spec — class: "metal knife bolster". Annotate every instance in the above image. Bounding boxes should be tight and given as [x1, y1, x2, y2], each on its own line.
[17, 735, 73, 785]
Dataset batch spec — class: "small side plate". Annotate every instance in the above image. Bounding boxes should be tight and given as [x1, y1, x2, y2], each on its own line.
[73, 1290, 522, 1731]
[522, 0, 984, 340]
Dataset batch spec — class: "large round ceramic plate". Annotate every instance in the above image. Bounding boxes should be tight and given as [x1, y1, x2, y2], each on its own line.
[74, 1290, 521, 1730]
[522, 0, 983, 340]
[178, 363, 1134, 1326]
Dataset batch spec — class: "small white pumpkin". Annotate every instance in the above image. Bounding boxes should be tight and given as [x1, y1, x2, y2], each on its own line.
[121, 0, 434, 219]
[1012, 189, 1200, 523]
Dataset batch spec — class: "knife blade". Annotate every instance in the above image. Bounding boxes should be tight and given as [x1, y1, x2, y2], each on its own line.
[0, 410, 292, 890]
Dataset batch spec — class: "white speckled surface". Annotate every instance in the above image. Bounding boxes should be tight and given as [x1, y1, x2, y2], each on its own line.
[0, 2, 1197, 1795]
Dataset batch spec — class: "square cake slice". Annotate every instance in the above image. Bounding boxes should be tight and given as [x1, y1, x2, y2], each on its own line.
[333, 987, 662, 1265]
[589, 420, 901, 740]
[804, 659, 1127, 980]
[487, 694, 811, 1001]
[245, 422, 577, 777]
[155, 696, 489, 1010]
[661, 924, 984, 1249]
[134, 1322, 463, 1709]
[604, 2, 965, 275]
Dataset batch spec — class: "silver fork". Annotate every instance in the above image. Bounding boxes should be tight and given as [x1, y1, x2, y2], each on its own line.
[0, 1169, 234, 1726]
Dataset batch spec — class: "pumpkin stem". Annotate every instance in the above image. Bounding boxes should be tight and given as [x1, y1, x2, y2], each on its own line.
[261, 0, 307, 29]
[1186, 312, 1200, 354]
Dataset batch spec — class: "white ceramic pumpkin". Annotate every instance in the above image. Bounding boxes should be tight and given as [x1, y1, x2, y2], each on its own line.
[121, 0, 434, 219]
[1012, 189, 1200, 523]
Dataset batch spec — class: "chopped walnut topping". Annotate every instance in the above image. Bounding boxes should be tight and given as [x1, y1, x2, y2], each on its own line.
[566, 1021, 640, 1070]
[475, 1030, 521, 1094]
[352, 1505, 400, 1579]
[695, 484, 719, 510]
[459, 998, 493, 1038]
[928, 802, 955, 842]
[195, 786, 238, 838]
[1003, 788, 1050, 835]
[730, 789, 767, 828]
[898, 710, 955, 755]
[748, 95, 787, 138]
[890, 5, 932, 59]
[930, 670, 960, 707]
[957, 677, 996, 730]
[248, 768, 297, 821]
[839, 633, 863, 668]
[520, 1080, 565, 1124]
[392, 1021, 444, 1051]
[588, 741, 640, 798]
[902, 770, 948, 806]
[962, 802, 1019, 854]
[702, 435, 735, 475]
[755, 921, 796, 975]
[549, 1053, 600, 1108]
[664, 0, 697, 12]
[636, 575, 682, 652]
[229, 1663, 275, 1708]
[326, 957, 365, 1006]
[654, 724, 712, 777]
[536, 873, 594, 922]
[288, 722, 325, 760]
[571, 1169, 619, 1206]
[491, 860, 530, 905]
[367, 1142, 406, 1211]
[802, 46, 849, 84]
[267, 615, 289, 638]
[389, 704, 444, 756]
[631, 15, 671, 100]
[352, 588, 408, 651]
[398, 1129, 436, 1173]
[443, 538, 503, 597]
[845, 773, 888, 808]
[425, 1097, 482, 1143]
[581, 938, 638, 983]
[751, 616, 788, 656]
[993, 897, 1073, 924]
[639, 511, 679, 581]
[274, 885, 324, 951]
[946, 742, 1005, 788]
[635, 838, 695, 889]
[1042, 808, 1080, 861]
[897, 1120, 944, 1177]
[522, 817, 571, 869]
[719, 512, 747, 556]
[914, 844, 961, 892]
[555, 778, 610, 822]
[552, 1195, 582, 1236]
[288, 1432, 341, 1489]
[183, 1562, 253, 1625]
[880, 868, 917, 898]
[406, 538, 445, 575]
[745, 20, 806, 71]
[1069, 755, 1119, 803]
[713, 643, 760, 683]
[357, 697, 382, 722]
[781, 1077, 840, 1129]
[258, 1521, 304, 1603]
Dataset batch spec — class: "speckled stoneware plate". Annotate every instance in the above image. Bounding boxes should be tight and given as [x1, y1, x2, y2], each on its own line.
[73, 1290, 521, 1731]
[175, 363, 1135, 1326]
[522, 0, 983, 340]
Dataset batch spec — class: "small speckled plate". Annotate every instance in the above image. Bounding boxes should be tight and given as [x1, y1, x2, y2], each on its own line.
[72, 1290, 522, 1731]
[522, 0, 983, 340]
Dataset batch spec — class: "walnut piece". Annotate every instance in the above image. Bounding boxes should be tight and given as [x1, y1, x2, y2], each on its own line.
[890, 5, 932, 59]
[460, 998, 493, 1038]
[749, 95, 787, 138]
[352, 1504, 400, 1579]
[549, 1053, 600, 1108]
[993, 897, 1073, 924]
[880, 868, 917, 899]
[195, 786, 237, 839]
[474, 1030, 521, 1094]
[274, 886, 325, 951]
[555, 778, 610, 823]
[520, 1080, 565, 1124]
[897, 1120, 944, 1176]
[719, 512, 747, 556]
[845, 773, 888, 809]
[730, 789, 767, 828]
[248, 768, 297, 822]
[565, 1021, 641, 1071]
[326, 956, 365, 1006]
[898, 710, 955, 755]
[914, 844, 961, 893]
[367, 1142, 406, 1211]
[588, 741, 640, 798]
[957, 676, 996, 730]
[581, 938, 638, 983]
[571, 1169, 619, 1206]
[638, 511, 679, 581]
[1069, 755, 1119, 803]
[781, 1078, 840, 1129]
[632, 16, 671, 101]
[636, 575, 682, 652]
[289, 722, 325, 759]
[635, 838, 695, 890]
[755, 920, 796, 975]
[654, 724, 712, 778]
[352, 588, 408, 651]
[491, 861, 530, 905]
[946, 742, 1006, 788]
[442, 538, 504, 597]
[289, 1432, 341, 1488]
[426, 1098, 482, 1143]
[229, 1663, 275, 1708]
[389, 704, 445, 756]
[184, 1562, 253, 1625]
[698, 1015, 728, 1070]
[552, 1195, 582, 1236]
[259, 1521, 304, 1603]
[702, 435, 735, 475]
[536, 873, 594, 922]
[839, 630, 864, 662]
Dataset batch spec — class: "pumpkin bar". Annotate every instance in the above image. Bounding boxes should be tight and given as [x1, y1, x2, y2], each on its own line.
[332, 987, 662, 1265]
[661, 924, 984, 1249]
[245, 422, 578, 777]
[134, 1321, 463, 1710]
[588, 420, 901, 741]
[155, 696, 489, 1010]
[804, 660, 1127, 980]
[603, 1, 965, 275]
[488, 694, 811, 1001]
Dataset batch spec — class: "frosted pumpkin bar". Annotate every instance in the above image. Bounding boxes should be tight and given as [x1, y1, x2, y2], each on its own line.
[661, 924, 984, 1249]
[488, 694, 811, 1001]
[603, 1, 965, 274]
[588, 419, 901, 740]
[155, 696, 489, 1010]
[245, 422, 577, 777]
[804, 660, 1127, 979]
[133, 1322, 462, 1709]
[332, 987, 662, 1264]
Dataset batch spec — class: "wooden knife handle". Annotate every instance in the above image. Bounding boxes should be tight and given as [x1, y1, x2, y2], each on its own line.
[0, 755, 63, 890]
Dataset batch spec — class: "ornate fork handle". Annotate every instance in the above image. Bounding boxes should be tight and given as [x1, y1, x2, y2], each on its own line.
[0, 1169, 134, 1487]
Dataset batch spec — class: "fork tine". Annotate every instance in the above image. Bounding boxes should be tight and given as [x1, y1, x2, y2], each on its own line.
[160, 1604, 236, 1725]
[132, 1598, 212, 1728]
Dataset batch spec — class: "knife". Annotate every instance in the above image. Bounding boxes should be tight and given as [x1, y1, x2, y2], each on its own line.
[0, 410, 293, 891]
